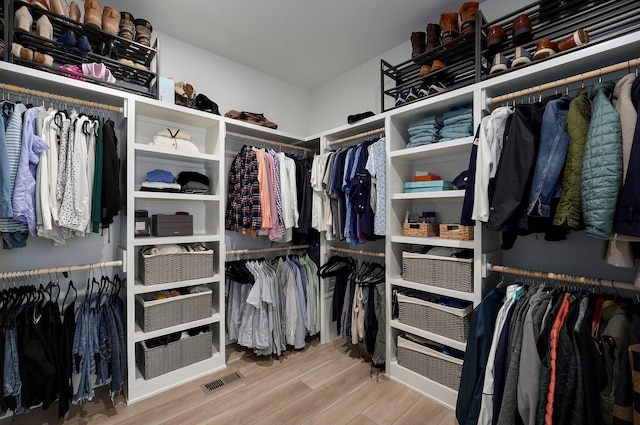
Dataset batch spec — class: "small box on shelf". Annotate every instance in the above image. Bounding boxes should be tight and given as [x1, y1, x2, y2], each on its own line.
[439, 224, 474, 240]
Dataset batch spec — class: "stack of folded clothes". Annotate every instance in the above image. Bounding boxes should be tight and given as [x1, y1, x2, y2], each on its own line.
[406, 115, 443, 148]
[439, 106, 473, 142]
[147, 128, 200, 153]
[177, 171, 210, 195]
[140, 169, 181, 193]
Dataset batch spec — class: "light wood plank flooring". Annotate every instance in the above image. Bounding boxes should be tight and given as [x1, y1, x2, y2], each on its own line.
[0, 337, 454, 425]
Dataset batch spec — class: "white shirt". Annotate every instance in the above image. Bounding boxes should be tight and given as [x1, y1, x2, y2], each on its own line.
[472, 108, 513, 222]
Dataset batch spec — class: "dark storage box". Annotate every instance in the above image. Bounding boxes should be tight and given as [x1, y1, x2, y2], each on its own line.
[152, 214, 193, 237]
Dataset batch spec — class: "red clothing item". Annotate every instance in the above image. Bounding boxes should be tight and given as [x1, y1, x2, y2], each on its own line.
[544, 293, 571, 425]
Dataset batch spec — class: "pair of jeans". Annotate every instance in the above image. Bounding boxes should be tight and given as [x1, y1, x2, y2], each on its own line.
[441, 123, 473, 137]
[2, 232, 28, 249]
[443, 113, 473, 126]
[372, 283, 386, 366]
[72, 298, 100, 404]
[4, 327, 28, 414]
[443, 106, 472, 120]
[409, 133, 440, 144]
[409, 115, 441, 127]
[527, 96, 572, 217]
[408, 125, 440, 136]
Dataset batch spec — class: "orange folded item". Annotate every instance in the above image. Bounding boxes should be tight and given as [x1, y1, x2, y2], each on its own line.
[414, 175, 442, 182]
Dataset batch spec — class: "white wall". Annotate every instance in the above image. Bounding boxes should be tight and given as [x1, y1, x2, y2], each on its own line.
[307, 0, 532, 135]
[156, 31, 311, 137]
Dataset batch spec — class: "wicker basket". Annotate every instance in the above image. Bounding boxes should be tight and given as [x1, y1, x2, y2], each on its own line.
[402, 222, 439, 238]
[397, 335, 463, 390]
[136, 330, 212, 380]
[138, 249, 214, 285]
[135, 288, 212, 332]
[439, 224, 474, 240]
[402, 252, 473, 292]
[397, 293, 472, 342]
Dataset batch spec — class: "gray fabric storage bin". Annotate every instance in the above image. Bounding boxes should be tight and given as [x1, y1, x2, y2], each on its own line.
[402, 252, 473, 292]
[397, 335, 463, 390]
[397, 293, 472, 342]
[135, 287, 212, 332]
[137, 330, 212, 379]
[138, 249, 214, 285]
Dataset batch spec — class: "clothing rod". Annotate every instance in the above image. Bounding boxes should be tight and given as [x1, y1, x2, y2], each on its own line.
[226, 244, 311, 256]
[488, 57, 640, 105]
[488, 263, 637, 292]
[328, 246, 386, 258]
[0, 260, 123, 280]
[0, 82, 123, 113]
[327, 127, 385, 146]
[226, 131, 315, 154]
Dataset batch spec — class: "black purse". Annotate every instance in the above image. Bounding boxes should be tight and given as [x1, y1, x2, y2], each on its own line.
[194, 93, 220, 115]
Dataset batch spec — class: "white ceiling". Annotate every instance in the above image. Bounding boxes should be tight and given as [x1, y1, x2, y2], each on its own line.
[105, 0, 455, 90]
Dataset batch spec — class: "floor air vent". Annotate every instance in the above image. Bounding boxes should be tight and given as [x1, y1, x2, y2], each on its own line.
[201, 371, 243, 394]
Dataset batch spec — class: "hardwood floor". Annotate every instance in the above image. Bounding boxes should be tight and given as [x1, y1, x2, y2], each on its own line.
[0, 337, 455, 425]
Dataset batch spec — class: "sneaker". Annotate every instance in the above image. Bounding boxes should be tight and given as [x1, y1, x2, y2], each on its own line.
[427, 80, 447, 95]
[511, 46, 533, 67]
[395, 90, 407, 107]
[490, 53, 511, 75]
[406, 86, 419, 102]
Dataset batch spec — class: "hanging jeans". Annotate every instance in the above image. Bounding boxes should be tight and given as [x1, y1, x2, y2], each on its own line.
[372, 283, 386, 366]
[3, 328, 28, 414]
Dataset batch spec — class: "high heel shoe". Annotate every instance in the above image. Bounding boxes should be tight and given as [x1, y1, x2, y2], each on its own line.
[99, 39, 118, 60]
[36, 15, 53, 40]
[57, 30, 76, 56]
[76, 35, 92, 62]
[14, 6, 33, 33]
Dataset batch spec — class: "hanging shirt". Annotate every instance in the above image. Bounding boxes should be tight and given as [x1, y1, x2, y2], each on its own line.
[365, 138, 386, 236]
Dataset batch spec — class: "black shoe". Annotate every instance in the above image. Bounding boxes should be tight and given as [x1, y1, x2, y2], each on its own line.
[194, 93, 220, 115]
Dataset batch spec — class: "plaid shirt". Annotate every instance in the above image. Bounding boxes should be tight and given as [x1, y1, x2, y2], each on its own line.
[225, 145, 261, 231]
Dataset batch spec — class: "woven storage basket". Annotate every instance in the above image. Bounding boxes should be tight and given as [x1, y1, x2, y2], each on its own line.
[402, 222, 439, 237]
[397, 335, 463, 390]
[135, 288, 212, 332]
[136, 330, 212, 379]
[439, 224, 474, 240]
[138, 249, 214, 285]
[402, 252, 473, 292]
[397, 293, 472, 342]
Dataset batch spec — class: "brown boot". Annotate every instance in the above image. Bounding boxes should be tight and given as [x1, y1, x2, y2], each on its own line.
[459, 2, 479, 35]
[410, 32, 426, 58]
[426, 23, 441, 50]
[439, 12, 460, 45]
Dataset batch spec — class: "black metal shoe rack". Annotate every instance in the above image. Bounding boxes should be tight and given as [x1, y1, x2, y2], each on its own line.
[381, 0, 640, 112]
[3, 0, 158, 98]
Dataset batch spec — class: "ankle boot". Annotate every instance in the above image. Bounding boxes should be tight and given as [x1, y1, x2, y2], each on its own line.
[68, 1, 81, 21]
[426, 23, 441, 50]
[410, 32, 426, 58]
[14, 6, 33, 33]
[102, 6, 120, 35]
[84, 0, 102, 29]
[439, 12, 460, 45]
[36, 15, 53, 39]
[459, 2, 479, 35]
[49, 0, 65, 16]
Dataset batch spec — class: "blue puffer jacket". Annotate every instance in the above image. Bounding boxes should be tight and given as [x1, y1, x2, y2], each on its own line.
[581, 82, 622, 239]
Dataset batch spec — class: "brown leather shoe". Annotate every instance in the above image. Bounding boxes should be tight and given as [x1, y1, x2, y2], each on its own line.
[135, 19, 153, 46]
[512, 14, 533, 43]
[419, 65, 432, 75]
[426, 23, 441, 50]
[84, 0, 102, 29]
[558, 29, 589, 51]
[431, 60, 446, 71]
[439, 12, 460, 45]
[459, 2, 479, 35]
[411, 32, 426, 58]
[533, 38, 559, 60]
[119, 12, 135, 40]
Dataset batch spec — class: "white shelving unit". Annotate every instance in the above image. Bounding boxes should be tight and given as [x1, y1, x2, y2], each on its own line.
[124, 98, 226, 403]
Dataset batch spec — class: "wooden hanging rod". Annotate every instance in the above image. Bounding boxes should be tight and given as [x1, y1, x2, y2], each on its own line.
[328, 246, 385, 258]
[0, 82, 123, 113]
[226, 131, 315, 154]
[226, 244, 311, 256]
[0, 260, 123, 280]
[488, 263, 636, 292]
[327, 127, 385, 146]
[488, 57, 640, 105]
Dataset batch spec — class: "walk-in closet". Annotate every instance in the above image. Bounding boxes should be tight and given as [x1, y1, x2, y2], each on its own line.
[0, 0, 640, 424]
